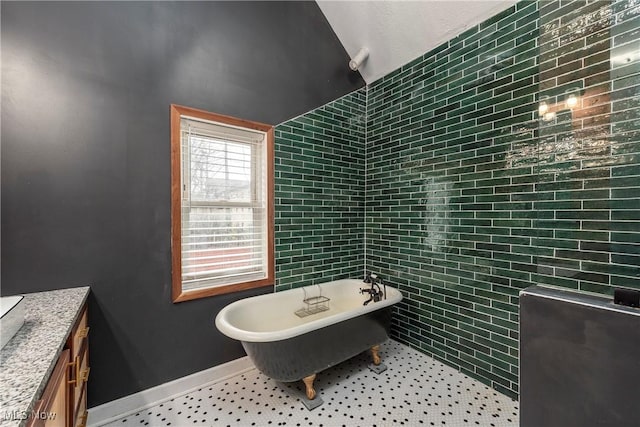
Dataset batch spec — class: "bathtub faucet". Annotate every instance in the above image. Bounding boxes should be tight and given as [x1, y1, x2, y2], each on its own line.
[361, 272, 384, 305]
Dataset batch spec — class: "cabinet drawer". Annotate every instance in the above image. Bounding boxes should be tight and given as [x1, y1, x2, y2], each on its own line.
[68, 307, 89, 360]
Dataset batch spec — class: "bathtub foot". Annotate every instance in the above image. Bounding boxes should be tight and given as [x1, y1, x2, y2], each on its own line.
[302, 374, 316, 400]
[371, 345, 381, 365]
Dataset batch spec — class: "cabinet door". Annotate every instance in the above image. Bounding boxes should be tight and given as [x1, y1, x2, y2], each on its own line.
[71, 340, 89, 425]
[68, 306, 88, 363]
[68, 304, 89, 426]
[29, 350, 70, 427]
[73, 389, 87, 427]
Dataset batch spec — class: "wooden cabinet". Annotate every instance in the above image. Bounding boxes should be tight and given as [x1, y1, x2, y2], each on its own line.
[67, 305, 89, 427]
[30, 350, 70, 427]
[28, 304, 89, 427]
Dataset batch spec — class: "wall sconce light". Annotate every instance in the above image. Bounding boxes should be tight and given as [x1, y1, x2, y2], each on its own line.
[538, 91, 579, 122]
[565, 94, 578, 109]
[563, 88, 580, 109]
[538, 101, 549, 116]
[349, 48, 369, 71]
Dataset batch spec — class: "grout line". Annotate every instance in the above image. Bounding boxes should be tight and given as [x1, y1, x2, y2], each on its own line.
[364, 84, 368, 277]
[275, 86, 367, 128]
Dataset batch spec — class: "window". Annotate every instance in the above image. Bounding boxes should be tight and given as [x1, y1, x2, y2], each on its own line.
[171, 104, 274, 302]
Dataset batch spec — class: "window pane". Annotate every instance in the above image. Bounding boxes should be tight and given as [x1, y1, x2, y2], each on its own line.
[189, 137, 253, 202]
[181, 206, 266, 291]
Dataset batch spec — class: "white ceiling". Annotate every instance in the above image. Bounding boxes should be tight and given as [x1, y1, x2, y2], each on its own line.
[317, 0, 518, 84]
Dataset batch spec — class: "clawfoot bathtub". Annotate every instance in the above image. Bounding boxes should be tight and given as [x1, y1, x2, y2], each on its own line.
[215, 278, 402, 400]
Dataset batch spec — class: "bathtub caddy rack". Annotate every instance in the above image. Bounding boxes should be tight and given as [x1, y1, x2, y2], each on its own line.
[295, 285, 330, 318]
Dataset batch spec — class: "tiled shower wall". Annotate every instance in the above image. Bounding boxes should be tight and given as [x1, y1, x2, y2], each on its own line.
[366, 0, 639, 399]
[272, 0, 638, 400]
[274, 88, 367, 291]
[535, 0, 640, 292]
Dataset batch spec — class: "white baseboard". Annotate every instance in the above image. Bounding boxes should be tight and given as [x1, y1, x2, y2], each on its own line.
[87, 356, 254, 427]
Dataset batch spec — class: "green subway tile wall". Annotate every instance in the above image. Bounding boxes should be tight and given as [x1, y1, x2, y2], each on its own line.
[366, 0, 639, 399]
[535, 0, 640, 294]
[274, 89, 367, 291]
[272, 0, 639, 400]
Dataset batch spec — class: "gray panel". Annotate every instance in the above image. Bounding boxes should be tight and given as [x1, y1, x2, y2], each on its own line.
[520, 286, 640, 427]
[0, 1, 364, 406]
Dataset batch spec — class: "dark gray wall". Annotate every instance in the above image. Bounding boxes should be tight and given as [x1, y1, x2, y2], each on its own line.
[1, 1, 364, 406]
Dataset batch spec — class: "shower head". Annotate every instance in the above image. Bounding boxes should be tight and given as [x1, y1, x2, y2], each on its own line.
[349, 47, 369, 71]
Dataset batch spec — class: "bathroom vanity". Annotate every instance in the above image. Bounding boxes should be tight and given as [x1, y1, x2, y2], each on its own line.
[0, 287, 90, 427]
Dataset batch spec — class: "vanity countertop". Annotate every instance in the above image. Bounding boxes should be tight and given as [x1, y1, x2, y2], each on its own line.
[0, 286, 90, 427]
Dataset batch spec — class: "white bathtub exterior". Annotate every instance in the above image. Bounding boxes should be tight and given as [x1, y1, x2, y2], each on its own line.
[215, 279, 402, 342]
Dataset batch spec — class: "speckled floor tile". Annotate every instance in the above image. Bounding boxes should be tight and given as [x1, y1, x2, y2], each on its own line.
[101, 340, 518, 427]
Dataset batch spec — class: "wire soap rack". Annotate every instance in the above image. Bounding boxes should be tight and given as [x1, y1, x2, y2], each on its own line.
[295, 284, 330, 318]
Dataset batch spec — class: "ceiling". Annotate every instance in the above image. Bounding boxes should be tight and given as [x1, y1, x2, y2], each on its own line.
[317, 0, 518, 84]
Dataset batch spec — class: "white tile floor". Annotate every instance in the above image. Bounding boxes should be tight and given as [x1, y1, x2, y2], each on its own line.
[103, 340, 518, 427]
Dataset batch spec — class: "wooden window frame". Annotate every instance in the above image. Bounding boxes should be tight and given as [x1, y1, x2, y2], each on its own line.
[171, 104, 274, 303]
